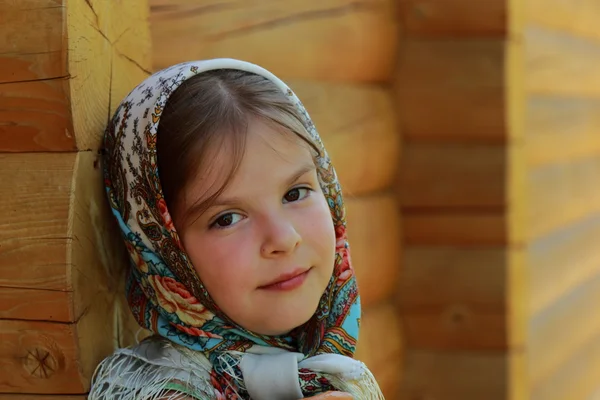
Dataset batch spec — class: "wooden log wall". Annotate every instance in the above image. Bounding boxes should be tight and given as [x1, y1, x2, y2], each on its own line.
[11, 0, 600, 398]
[0, 0, 151, 397]
[396, 1, 509, 399]
[150, 0, 403, 397]
[397, 0, 600, 399]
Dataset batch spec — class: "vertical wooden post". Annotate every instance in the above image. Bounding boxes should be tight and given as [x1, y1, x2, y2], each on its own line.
[0, 0, 151, 395]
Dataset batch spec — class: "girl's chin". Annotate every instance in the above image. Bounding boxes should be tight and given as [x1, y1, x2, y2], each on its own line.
[242, 312, 316, 337]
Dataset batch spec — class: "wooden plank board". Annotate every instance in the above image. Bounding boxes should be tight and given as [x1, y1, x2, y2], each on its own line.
[0, 0, 66, 84]
[346, 195, 400, 308]
[399, 247, 507, 350]
[0, 151, 142, 393]
[526, 155, 600, 240]
[149, 0, 399, 82]
[402, 309, 506, 350]
[0, 319, 84, 393]
[398, 0, 506, 37]
[526, 0, 600, 41]
[399, 144, 505, 208]
[355, 302, 402, 398]
[355, 302, 403, 373]
[66, 0, 152, 150]
[531, 329, 600, 400]
[0, 303, 143, 394]
[0, 288, 72, 322]
[0, 0, 151, 152]
[528, 272, 600, 389]
[404, 212, 506, 246]
[0, 78, 75, 152]
[396, 39, 505, 143]
[0, 153, 73, 291]
[525, 26, 600, 97]
[400, 247, 506, 307]
[528, 214, 600, 316]
[68, 150, 144, 383]
[289, 80, 399, 195]
[400, 350, 508, 400]
[525, 96, 600, 167]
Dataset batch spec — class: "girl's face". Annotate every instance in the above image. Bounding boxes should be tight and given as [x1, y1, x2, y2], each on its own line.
[175, 117, 336, 335]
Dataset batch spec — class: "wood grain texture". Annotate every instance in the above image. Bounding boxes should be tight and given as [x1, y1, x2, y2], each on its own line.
[399, 144, 505, 208]
[150, 0, 399, 82]
[404, 212, 507, 246]
[396, 39, 505, 143]
[0, 151, 142, 392]
[528, 272, 600, 391]
[398, 0, 506, 37]
[355, 302, 403, 396]
[400, 247, 507, 350]
[526, 155, 600, 240]
[0, 0, 151, 151]
[0, 0, 66, 84]
[525, 26, 600, 97]
[290, 80, 399, 195]
[0, 78, 75, 152]
[528, 214, 600, 316]
[346, 195, 400, 308]
[0, 288, 72, 322]
[530, 329, 600, 400]
[0, 153, 74, 291]
[0, 311, 143, 394]
[525, 96, 600, 167]
[400, 247, 506, 308]
[66, 0, 152, 150]
[526, 0, 600, 40]
[0, 320, 83, 393]
[403, 309, 506, 351]
[400, 350, 508, 400]
[69, 151, 143, 383]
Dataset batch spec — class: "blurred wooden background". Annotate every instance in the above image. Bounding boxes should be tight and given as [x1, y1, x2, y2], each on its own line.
[2, 0, 600, 399]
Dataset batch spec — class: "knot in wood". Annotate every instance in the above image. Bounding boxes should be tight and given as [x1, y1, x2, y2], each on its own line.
[23, 348, 58, 378]
[444, 304, 471, 328]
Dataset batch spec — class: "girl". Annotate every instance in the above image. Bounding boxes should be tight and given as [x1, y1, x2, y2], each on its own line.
[90, 58, 383, 399]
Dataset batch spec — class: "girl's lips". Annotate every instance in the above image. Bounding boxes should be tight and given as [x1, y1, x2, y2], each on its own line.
[259, 268, 311, 291]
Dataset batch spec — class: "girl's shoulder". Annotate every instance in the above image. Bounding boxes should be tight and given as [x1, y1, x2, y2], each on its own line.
[88, 335, 216, 400]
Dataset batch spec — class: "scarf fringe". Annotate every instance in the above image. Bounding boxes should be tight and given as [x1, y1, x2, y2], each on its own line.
[88, 346, 215, 400]
[89, 339, 384, 399]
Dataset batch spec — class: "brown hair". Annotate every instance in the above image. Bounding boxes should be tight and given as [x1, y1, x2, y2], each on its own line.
[156, 69, 318, 226]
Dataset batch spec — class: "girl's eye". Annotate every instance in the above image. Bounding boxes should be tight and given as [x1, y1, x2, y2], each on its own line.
[283, 187, 311, 203]
[211, 213, 243, 229]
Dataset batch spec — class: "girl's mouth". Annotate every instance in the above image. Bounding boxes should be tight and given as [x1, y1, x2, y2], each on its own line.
[259, 267, 311, 291]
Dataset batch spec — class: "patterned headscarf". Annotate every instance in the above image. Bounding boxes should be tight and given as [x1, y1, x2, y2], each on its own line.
[102, 59, 379, 399]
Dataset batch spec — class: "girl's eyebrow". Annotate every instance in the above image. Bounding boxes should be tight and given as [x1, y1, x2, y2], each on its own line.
[205, 163, 317, 210]
[284, 162, 316, 187]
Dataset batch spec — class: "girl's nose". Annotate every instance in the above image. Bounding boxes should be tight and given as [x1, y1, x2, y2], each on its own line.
[260, 215, 302, 258]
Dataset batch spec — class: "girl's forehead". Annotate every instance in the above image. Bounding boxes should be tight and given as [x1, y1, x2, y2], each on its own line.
[179, 118, 316, 213]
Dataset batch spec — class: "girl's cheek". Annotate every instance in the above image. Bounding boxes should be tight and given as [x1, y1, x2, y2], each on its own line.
[204, 235, 256, 281]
